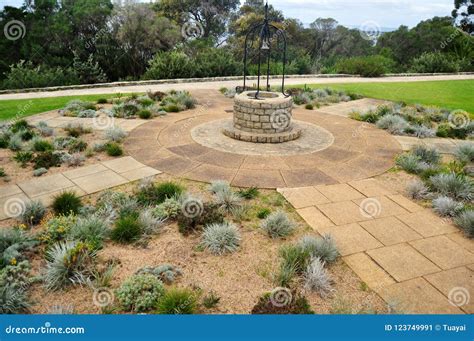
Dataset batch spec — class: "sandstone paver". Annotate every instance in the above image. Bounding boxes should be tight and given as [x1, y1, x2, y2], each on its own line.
[360, 217, 422, 246]
[446, 232, 474, 253]
[232, 169, 286, 189]
[344, 252, 395, 292]
[367, 244, 440, 282]
[317, 201, 373, 225]
[280, 168, 337, 187]
[296, 206, 334, 233]
[410, 236, 474, 270]
[315, 183, 365, 202]
[102, 156, 145, 173]
[397, 210, 458, 237]
[71, 170, 128, 194]
[387, 194, 424, 212]
[18, 174, 75, 198]
[183, 164, 236, 183]
[277, 187, 330, 209]
[31, 186, 86, 206]
[425, 267, 474, 314]
[0, 184, 23, 199]
[354, 196, 409, 218]
[62, 164, 108, 180]
[319, 223, 382, 256]
[379, 278, 463, 314]
[120, 167, 162, 182]
[349, 178, 395, 197]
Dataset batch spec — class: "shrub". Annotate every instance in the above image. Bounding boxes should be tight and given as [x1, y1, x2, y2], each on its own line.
[0, 285, 31, 314]
[137, 181, 184, 205]
[0, 168, 6, 177]
[64, 123, 91, 138]
[0, 228, 36, 268]
[116, 274, 164, 313]
[44, 241, 96, 290]
[201, 222, 241, 255]
[96, 98, 108, 104]
[40, 215, 77, 245]
[376, 114, 409, 134]
[33, 151, 62, 169]
[209, 180, 231, 195]
[8, 133, 23, 151]
[303, 257, 333, 297]
[432, 196, 463, 217]
[138, 208, 165, 237]
[138, 110, 152, 119]
[154, 197, 181, 219]
[64, 153, 85, 167]
[177, 203, 225, 235]
[238, 187, 259, 200]
[111, 215, 143, 244]
[32, 138, 54, 152]
[261, 211, 296, 238]
[410, 52, 460, 73]
[11, 120, 29, 133]
[214, 188, 242, 214]
[429, 173, 473, 200]
[143, 51, 194, 80]
[278, 243, 311, 278]
[52, 191, 83, 216]
[67, 139, 88, 153]
[257, 208, 271, 219]
[251, 291, 314, 314]
[396, 154, 423, 174]
[305, 103, 314, 110]
[105, 142, 123, 156]
[163, 104, 180, 113]
[136, 264, 182, 284]
[20, 200, 46, 226]
[454, 210, 474, 238]
[335, 55, 395, 77]
[202, 292, 220, 309]
[411, 145, 440, 165]
[156, 288, 197, 314]
[104, 126, 127, 142]
[298, 235, 339, 264]
[406, 180, 431, 200]
[69, 216, 109, 250]
[455, 144, 474, 163]
[13, 151, 33, 168]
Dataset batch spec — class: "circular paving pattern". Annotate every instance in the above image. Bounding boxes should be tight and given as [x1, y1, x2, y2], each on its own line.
[191, 119, 334, 156]
[124, 90, 402, 189]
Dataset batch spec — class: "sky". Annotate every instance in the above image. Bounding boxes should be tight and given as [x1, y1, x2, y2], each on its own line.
[0, 0, 455, 29]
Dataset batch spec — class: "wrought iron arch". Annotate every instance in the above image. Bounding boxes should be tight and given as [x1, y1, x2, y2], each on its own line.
[241, 2, 289, 99]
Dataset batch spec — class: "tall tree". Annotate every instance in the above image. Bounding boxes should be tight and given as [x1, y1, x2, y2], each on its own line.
[452, 0, 473, 34]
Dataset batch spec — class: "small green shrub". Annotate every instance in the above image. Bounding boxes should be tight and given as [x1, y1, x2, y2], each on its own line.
[261, 211, 296, 238]
[137, 181, 184, 205]
[305, 103, 314, 110]
[202, 292, 220, 309]
[105, 142, 123, 156]
[13, 151, 33, 168]
[177, 202, 224, 235]
[64, 124, 91, 138]
[154, 197, 182, 219]
[454, 210, 474, 238]
[238, 187, 259, 200]
[251, 291, 314, 314]
[201, 222, 241, 255]
[455, 144, 474, 163]
[136, 264, 182, 284]
[44, 241, 96, 290]
[116, 274, 164, 312]
[0, 168, 6, 177]
[410, 52, 460, 73]
[164, 104, 180, 113]
[20, 200, 46, 226]
[11, 120, 29, 133]
[69, 216, 109, 250]
[52, 191, 83, 216]
[138, 110, 152, 119]
[40, 214, 77, 245]
[111, 215, 143, 244]
[0, 228, 36, 268]
[411, 145, 440, 165]
[396, 154, 423, 174]
[32, 139, 54, 152]
[256, 208, 271, 219]
[96, 98, 108, 104]
[156, 288, 197, 314]
[33, 151, 62, 169]
[67, 139, 88, 153]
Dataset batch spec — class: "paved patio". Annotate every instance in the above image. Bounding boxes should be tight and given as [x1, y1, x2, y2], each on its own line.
[0, 157, 161, 220]
[278, 180, 474, 314]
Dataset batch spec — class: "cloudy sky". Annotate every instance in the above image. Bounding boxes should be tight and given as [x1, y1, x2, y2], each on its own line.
[0, 0, 454, 29]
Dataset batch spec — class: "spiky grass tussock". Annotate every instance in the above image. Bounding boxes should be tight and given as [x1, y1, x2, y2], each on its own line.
[429, 173, 473, 201]
[104, 126, 127, 142]
[209, 180, 231, 195]
[0, 286, 31, 314]
[261, 211, 296, 238]
[303, 257, 333, 297]
[138, 208, 165, 236]
[201, 222, 241, 255]
[297, 234, 339, 264]
[396, 154, 424, 174]
[406, 180, 431, 200]
[454, 143, 474, 163]
[214, 188, 242, 214]
[156, 288, 198, 314]
[20, 200, 46, 226]
[432, 196, 464, 217]
[411, 145, 441, 165]
[69, 216, 109, 250]
[454, 210, 474, 238]
[376, 114, 409, 134]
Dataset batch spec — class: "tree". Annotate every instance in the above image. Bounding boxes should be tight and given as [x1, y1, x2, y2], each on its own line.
[452, 0, 473, 34]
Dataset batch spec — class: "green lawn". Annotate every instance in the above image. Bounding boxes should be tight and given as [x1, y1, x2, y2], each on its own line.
[302, 80, 474, 114]
[0, 93, 136, 121]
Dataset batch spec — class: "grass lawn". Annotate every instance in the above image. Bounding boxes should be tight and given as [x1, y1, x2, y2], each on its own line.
[0, 93, 136, 121]
[301, 80, 474, 114]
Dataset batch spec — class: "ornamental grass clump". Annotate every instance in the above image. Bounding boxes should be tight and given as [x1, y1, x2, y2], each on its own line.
[303, 257, 333, 298]
[261, 211, 296, 238]
[406, 180, 431, 200]
[201, 222, 241, 255]
[69, 216, 109, 250]
[432, 196, 464, 217]
[214, 188, 242, 214]
[111, 215, 144, 244]
[411, 145, 441, 165]
[454, 210, 474, 238]
[137, 181, 184, 205]
[20, 200, 46, 226]
[52, 191, 83, 216]
[104, 126, 127, 142]
[116, 274, 164, 313]
[209, 180, 230, 195]
[396, 154, 424, 174]
[429, 173, 473, 201]
[454, 143, 474, 163]
[156, 288, 197, 314]
[297, 234, 339, 264]
[376, 114, 409, 134]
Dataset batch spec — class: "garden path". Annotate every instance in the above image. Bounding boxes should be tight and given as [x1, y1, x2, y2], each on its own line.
[278, 180, 474, 314]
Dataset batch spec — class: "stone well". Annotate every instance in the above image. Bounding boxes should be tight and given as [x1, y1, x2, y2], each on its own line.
[223, 91, 303, 143]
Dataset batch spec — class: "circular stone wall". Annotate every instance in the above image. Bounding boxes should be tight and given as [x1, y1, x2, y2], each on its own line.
[223, 91, 302, 143]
